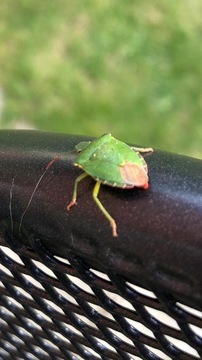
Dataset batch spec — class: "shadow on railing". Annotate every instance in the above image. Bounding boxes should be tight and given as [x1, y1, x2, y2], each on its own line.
[0, 130, 202, 359]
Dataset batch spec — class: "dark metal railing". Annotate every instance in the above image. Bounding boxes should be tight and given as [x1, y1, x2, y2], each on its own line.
[0, 130, 202, 359]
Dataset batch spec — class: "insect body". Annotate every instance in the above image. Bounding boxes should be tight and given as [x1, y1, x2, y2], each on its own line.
[67, 133, 153, 237]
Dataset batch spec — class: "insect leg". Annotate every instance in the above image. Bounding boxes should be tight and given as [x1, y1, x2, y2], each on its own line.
[92, 181, 117, 237]
[131, 146, 153, 153]
[67, 172, 88, 210]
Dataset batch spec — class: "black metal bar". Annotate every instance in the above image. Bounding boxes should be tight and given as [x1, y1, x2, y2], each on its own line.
[0, 130, 201, 308]
[0, 130, 201, 359]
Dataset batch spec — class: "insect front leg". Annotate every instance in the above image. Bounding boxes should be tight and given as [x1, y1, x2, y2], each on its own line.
[92, 181, 117, 237]
[131, 146, 153, 153]
[67, 172, 88, 210]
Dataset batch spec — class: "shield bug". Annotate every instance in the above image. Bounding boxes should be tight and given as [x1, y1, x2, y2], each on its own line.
[67, 133, 153, 237]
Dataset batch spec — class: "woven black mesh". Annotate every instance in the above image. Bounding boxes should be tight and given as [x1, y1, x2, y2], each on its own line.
[0, 230, 201, 360]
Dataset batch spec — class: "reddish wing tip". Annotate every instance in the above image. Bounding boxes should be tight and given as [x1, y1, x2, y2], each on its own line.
[119, 161, 149, 188]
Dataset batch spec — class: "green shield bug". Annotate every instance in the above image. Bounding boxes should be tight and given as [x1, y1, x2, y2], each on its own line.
[67, 133, 153, 237]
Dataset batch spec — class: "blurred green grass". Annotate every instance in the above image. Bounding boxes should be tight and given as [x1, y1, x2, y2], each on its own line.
[0, 0, 202, 158]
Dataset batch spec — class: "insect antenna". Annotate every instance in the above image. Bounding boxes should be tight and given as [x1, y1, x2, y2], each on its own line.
[9, 177, 15, 239]
[18, 153, 65, 236]
[19, 146, 77, 236]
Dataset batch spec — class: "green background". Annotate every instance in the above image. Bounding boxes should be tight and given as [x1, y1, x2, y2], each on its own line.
[0, 1, 202, 158]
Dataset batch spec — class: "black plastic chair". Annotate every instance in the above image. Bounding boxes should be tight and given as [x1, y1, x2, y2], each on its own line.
[0, 130, 202, 359]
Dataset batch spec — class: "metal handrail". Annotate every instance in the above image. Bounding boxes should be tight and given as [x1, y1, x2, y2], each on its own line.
[0, 130, 202, 359]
